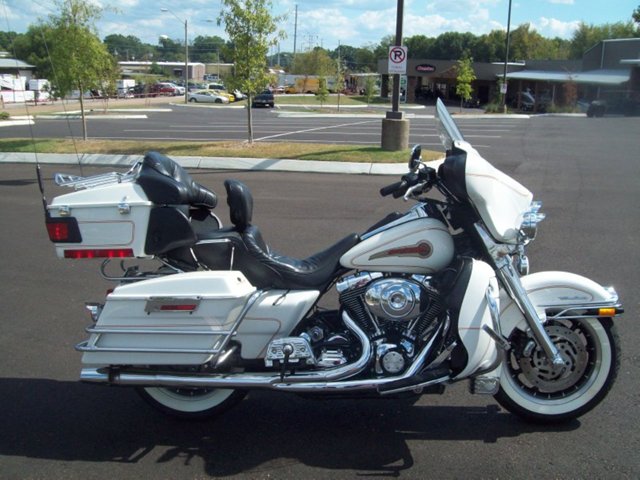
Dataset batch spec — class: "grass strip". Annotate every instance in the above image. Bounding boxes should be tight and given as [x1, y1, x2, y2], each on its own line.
[0, 138, 443, 164]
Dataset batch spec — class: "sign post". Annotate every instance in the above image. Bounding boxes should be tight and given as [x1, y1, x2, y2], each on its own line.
[381, 0, 409, 151]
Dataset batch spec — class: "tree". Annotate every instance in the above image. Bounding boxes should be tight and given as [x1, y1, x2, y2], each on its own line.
[11, 25, 55, 78]
[634, 5, 640, 24]
[569, 21, 639, 58]
[290, 47, 335, 76]
[103, 34, 152, 61]
[455, 56, 476, 112]
[191, 35, 228, 63]
[315, 76, 329, 107]
[363, 75, 377, 106]
[46, 0, 117, 140]
[218, 0, 285, 143]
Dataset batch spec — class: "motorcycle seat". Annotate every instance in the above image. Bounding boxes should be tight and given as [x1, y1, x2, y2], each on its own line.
[136, 151, 218, 209]
[213, 179, 359, 290]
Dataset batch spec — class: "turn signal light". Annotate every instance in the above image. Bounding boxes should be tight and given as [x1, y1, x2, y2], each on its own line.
[63, 249, 134, 259]
[598, 308, 617, 317]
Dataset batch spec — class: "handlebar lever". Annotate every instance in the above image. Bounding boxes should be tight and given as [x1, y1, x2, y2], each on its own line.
[403, 182, 427, 201]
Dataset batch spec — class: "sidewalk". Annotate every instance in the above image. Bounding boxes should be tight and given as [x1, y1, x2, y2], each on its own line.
[0, 151, 417, 176]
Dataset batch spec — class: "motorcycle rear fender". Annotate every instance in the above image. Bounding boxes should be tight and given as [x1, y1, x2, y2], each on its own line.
[498, 271, 621, 336]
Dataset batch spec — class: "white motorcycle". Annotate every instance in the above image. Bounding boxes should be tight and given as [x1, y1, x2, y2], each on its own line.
[44, 99, 622, 423]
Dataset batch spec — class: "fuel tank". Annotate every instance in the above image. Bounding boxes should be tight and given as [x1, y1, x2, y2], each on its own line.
[340, 216, 454, 274]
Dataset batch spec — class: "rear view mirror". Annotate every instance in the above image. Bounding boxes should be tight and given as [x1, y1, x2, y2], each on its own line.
[408, 144, 422, 171]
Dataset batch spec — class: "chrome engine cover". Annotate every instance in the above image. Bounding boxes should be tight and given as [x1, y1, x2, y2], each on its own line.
[364, 278, 422, 322]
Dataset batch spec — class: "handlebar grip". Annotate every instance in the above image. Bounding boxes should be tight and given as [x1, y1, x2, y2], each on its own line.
[380, 181, 405, 197]
[392, 184, 409, 198]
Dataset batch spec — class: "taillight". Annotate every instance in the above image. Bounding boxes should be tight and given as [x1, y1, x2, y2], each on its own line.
[63, 249, 134, 259]
[46, 217, 82, 243]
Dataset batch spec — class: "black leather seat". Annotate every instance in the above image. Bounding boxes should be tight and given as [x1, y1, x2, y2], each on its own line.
[136, 151, 217, 208]
[223, 179, 360, 290]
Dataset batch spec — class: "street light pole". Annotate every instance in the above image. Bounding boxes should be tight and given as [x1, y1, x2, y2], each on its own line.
[161, 8, 189, 104]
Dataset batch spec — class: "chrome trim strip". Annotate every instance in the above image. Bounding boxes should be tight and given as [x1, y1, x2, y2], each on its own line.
[85, 327, 230, 335]
[76, 341, 224, 355]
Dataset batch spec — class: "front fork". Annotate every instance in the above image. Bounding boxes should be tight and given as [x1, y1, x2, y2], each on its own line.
[496, 260, 564, 366]
[474, 223, 564, 367]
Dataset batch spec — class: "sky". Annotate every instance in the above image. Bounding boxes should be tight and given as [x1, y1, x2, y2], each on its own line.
[1, 0, 638, 55]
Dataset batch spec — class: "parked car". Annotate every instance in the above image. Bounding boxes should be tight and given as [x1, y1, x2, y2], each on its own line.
[153, 82, 185, 96]
[187, 90, 230, 104]
[586, 100, 606, 118]
[510, 91, 548, 112]
[210, 89, 235, 102]
[232, 89, 247, 101]
[252, 90, 275, 108]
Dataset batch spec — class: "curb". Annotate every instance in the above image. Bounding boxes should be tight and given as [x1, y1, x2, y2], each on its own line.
[0, 152, 419, 176]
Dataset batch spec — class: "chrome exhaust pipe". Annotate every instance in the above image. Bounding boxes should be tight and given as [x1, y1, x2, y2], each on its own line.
[81, 311, 374, 389]
[79, 312, 446, 393]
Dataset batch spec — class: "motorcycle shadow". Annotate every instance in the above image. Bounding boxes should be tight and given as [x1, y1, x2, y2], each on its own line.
[0, 377, 579, 476]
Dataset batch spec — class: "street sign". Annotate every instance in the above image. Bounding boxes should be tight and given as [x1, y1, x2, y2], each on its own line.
[388, 46, 408, 74]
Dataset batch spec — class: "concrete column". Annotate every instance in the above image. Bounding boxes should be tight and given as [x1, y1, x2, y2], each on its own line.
[381, 112, 410, 151]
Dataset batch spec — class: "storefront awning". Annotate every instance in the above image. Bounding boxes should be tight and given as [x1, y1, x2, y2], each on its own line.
[505, 69, 630, 85]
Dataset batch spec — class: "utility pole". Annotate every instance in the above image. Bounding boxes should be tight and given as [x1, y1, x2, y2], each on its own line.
[293, 4, 298, 62]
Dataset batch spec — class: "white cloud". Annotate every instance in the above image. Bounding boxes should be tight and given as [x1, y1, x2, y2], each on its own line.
[535, 16, 581, 38]
[548, 0, 574, 5]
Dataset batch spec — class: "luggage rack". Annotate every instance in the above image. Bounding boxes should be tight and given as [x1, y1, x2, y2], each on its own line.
[54, 162, 141, 190]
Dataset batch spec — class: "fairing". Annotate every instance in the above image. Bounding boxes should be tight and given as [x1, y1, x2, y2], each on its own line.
[436, 99, 533, 243]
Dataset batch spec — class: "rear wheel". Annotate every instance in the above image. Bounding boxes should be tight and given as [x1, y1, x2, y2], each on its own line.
[137, 386, 246, 419]
[495, 318, 619, 423]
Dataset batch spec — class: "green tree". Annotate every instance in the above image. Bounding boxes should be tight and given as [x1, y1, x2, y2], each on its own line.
[455, 56, 476, 112]
[363, 75, 377, 106]
[11, 25, 55, 77]
[218, 0, 285, 143]
[405, 35, 435, 59]
[0, 31, 19, 51]
[570, 21, 639, 58]
[103, 34, 152, 61]
[290, 47, 335, 76]
[191, 35, 228, 63]
[315, 76, 329, 107]
[46, 0, 118, 140]
[634, 5, 640, 24]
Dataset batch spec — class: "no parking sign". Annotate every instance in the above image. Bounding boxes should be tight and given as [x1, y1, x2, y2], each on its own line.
[388, 46, 408, 74]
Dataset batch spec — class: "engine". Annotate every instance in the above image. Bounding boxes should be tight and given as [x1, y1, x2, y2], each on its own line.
[336, 272, 446, 376]
[265, 272, 447, 376]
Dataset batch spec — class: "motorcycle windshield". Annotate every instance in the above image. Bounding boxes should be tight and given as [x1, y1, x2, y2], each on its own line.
[435, 99, 533, 244]
[435, 98, 464, 151]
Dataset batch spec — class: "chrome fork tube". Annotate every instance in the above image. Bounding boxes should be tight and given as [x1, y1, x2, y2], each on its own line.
[497, 260, 564, 366]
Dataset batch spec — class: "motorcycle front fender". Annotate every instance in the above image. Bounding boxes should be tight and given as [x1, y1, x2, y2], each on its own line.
[498, 271, 622, 336]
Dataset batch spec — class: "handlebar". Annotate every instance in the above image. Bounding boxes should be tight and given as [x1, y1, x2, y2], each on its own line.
[380, 167, 438, 200]
[380, 181, 407, 197]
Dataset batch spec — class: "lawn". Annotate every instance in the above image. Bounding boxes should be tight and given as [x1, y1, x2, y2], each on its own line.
[0, 138, 443, 163]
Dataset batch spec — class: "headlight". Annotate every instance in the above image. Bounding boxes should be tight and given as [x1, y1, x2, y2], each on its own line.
[520, 201, 546, 241]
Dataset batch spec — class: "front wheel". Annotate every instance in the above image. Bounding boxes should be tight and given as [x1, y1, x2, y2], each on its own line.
[495, 318, 619, 423]
[137, 386, 246, 419]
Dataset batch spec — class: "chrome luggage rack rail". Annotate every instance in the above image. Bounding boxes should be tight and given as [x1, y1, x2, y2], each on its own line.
[54, 162, 141, 190]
